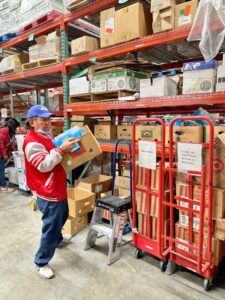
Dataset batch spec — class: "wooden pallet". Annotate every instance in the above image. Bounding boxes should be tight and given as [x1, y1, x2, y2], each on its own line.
[91, 90, 134, 102]
[22, 59, 59, 71]
[68, 0, 91, 11]
[0, 69, 19, 76]
[69, 90, 134, 103]
[69, 94, 91, 103]
[19, 11, 62, 35]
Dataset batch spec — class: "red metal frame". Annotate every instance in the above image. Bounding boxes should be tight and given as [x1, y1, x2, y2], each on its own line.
[65, 92, 225, 116]
[64, 26, 191, 70]
[132, 118, 167, 261]
[162, 116, 216, 281]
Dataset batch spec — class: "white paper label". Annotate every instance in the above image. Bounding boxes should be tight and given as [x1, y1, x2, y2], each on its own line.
[139, 141, 157, 170]
[178, 143, 202, 172]
[178, 15, 191, 26]
[180, 215, 200, 230]
[105, 17, 114, 34]
[95, 184, 103, 193]
[1, 108, 7, 118]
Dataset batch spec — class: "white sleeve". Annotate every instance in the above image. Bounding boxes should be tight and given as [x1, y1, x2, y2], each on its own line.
[24, 142, 64, 173]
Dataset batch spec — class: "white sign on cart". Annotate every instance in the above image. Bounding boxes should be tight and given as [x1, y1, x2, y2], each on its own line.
[177, 142, 202, 172]
[138, 140, 157, 170]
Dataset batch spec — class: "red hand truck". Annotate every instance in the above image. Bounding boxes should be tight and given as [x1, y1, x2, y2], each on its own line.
[132, 118, 168, 270]
[162, 116, 217, 291]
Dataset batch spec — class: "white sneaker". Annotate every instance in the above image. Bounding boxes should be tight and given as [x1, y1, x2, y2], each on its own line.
[36, 264, 54, 279]
[57, 235, 72, 248]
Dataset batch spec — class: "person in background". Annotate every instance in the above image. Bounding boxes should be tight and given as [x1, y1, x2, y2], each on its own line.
[0, 118, 20, 192]
[23, 105, 78, 280]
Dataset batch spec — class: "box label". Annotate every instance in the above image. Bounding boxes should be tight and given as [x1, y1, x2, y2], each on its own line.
[139, 141, 157, 170]
[178, 143, 202, 172]
[178, 15, 191, 26]
[141, 130, 153, 138]
[105, 17, 114, 34]
[95, 184, 103, 193]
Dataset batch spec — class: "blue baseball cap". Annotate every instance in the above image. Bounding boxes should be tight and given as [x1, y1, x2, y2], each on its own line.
[27, 105, 55, 118]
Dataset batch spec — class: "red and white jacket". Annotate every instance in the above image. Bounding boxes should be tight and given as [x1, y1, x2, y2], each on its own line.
[23, 130, 67, 202]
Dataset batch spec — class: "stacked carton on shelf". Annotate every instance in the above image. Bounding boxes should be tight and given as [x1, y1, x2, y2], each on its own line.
[183, 60, 217, 94]
[151, 0, 177, 33]
[175, 0, 199, 28]
[28, 31, 61, 63]
[100, 2, 152, 47]
[19, 0, 65, 30]
[63, 187, 95, 236]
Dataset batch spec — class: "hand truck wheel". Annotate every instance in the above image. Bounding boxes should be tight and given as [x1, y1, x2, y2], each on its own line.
[203, 278, 213, 291]
[159, 260, 167, 272]
[135, 248, 143, 259]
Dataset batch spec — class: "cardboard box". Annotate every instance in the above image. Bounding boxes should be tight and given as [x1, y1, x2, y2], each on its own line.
[61, 126, 102, 172]
[152, 7, 175, 33]
[91, 76, 108, 93]
[67, 188, 95, 217]
[71, 36, 99, 55]
[114, 176, 131, 198]
[151, 0, 174, 12]
[123, 161, 131, 177]
[214, 219, 225, 241]
[135, 162, 169, 191]
[69, 77, 91, 96]
[75, 174, 112, 194]
[115, 2, 152, 44]
[94, 125, 117, 140]
[165, 126, 203, 145]
[216, 64, 225, 92]
[176, 181, 225, 218]
[205, 126, 225, 143]
[138, 213, 170, 241]
[62, 215, 88, 236]
[136, 190, 170, 218]
[136, 125, 162, 141]
[175, 0, 198, 28]
[175, 222, 224, 266]
[100, 7, 115, 48]
[117, 125, 132, 140]
[0, 54, 29, 73]
[15, 134, 26, 153]
[12, 151, 25, 171]
[140, 77, 177, 98]
[183, 60, 216, 94]
[29, 31, 61, 63]
[211, 133, 225, 188]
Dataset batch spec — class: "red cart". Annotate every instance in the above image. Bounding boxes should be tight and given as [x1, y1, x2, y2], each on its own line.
[132, 118, 168, 270]
[162, 116, 218, 290]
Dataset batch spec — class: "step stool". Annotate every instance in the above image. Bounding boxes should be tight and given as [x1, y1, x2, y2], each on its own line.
[83, 195, 132, 265]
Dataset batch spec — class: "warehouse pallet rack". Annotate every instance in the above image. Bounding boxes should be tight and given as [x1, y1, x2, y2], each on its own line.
[0, 0, 225, 289]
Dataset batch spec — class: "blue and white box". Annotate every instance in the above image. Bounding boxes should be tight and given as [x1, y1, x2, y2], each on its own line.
[183, 60, 217, 94]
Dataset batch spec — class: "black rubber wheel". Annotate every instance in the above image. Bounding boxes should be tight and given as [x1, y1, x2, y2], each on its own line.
[203, 278, 212, 291]
[159, 260, 167, 272]
[135, 248, 143, 259]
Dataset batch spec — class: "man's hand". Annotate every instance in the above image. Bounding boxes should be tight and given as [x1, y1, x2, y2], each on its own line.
[60, 137, 80, 153]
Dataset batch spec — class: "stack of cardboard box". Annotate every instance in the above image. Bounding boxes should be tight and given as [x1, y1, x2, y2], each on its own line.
[28, 31, 61, 63]
[175, 181, 225, 265]
[100, 2, 152, 48]
[136, 162, 170, 240]
[63, 188, 95, 236]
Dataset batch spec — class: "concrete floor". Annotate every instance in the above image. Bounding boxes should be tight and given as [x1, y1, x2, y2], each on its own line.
[0, 191, 225, 300]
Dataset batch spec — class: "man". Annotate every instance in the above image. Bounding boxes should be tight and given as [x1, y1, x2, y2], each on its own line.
[0, 118, 20, 192]
[23, 105, 78, 279]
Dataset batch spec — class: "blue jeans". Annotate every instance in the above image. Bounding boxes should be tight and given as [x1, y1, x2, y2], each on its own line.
[0, 157, 6, 187]
[35, 197, 69, 267]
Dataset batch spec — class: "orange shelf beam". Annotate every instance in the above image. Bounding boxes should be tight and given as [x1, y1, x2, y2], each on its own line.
[0, 63, 62, 83]
[65, 92, 225, 116]
[64, 26, 191, 69]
